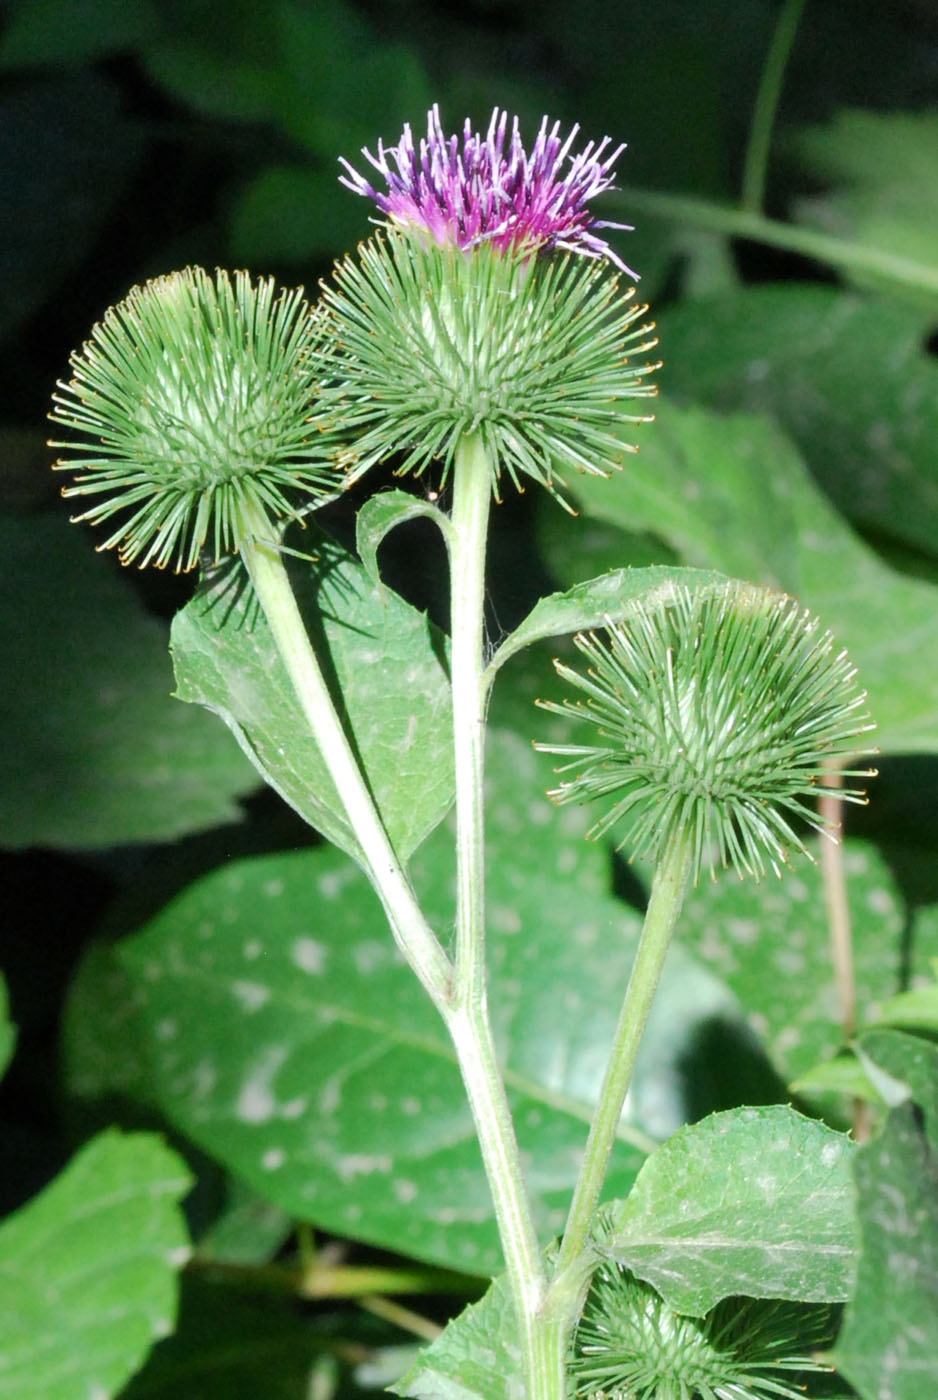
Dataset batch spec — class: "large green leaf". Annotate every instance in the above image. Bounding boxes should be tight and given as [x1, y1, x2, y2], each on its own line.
[118, 841, 741, 1275]
[391, 1271, 521, 1400]
[834, 1103, 938, 1400]
[676, 837, 938, 1095]
[228, 164, 367, 266]
[0, 1130, 192, 1400]
[0, 512, 257, 849]
[602, 1106, 857, 1315]
[462, 724, 611, 901]
[658, 286, 938, 556]
[856, 1029, 938, 1152]
[556, 400, 938, 752]
[0, 0, 159, 66]
[62, 940, 151, 1108]
[792, 109, 938, 312]
[171, 528, 454, 867]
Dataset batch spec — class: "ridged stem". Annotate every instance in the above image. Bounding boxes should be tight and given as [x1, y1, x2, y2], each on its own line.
[237, 501, 452, 1014]
[445, 432, 558, 1398]
[548, 826, 695, 1322]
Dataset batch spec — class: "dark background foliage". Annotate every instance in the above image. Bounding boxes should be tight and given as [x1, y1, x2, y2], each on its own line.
[2, 1, 938, 1395]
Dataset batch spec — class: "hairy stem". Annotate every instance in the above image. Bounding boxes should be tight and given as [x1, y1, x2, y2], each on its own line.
[446, 433, 558, 1398]
[550, 826, 694, 1315]
[741, 0, 808, 213]
[237, 502, 452, 1014]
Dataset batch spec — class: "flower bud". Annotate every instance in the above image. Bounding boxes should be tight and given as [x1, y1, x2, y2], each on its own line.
[50, 267, 337, 571]
[536, 581, 877, 881]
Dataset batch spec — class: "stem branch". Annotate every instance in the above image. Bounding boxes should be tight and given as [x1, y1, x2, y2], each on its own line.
[741, 0, 807, 213]
[445, 433, 560, 1398]
[238, 503, 452, 1014]
[613, 187, 938, 297]
[552, 827, 694, 1302]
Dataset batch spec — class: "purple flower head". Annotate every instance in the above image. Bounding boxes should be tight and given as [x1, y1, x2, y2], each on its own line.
[339, 104, 638, 278]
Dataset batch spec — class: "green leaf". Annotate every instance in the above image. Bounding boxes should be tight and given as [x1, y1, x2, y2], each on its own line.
[458, 723, 611, 901]
[0, 974, 15, 1082]
[391, 1271, 521, 1400]
[658, 287, 938, 558]
[872, 979, 938, 1035]
[558, 400, 938, 752]
[834, 1103, 938, 1400]
[488, 564, 728, 676]
[789, 1054, 882, 1104]
[603, 1105, 857, 1315]
[0, 511, 257, 849]
[62, 940, 150, 1107]
[272, 1, 433, 158]
[118, 842, 740, 1274]
[0, 0, 159, 67]
[193, 1178, 293, 1267]
[0, 1129, 192, 1400]
[675, 838, 937, 1096]
[144, 42, 277, 122]
[355, 490, 453, 590]
[856, 1029, 938, 1151]
[228, 164, 368, 266]
[171, 527, 454, 866]
[792, 109, 938, 311]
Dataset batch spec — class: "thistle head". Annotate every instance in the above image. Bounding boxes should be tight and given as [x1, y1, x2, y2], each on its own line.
[50, 267, 337, 572]
[572, 1262, 839, 1399]
[339, 102, 637, 276]
[536, 581, 877, 882]
[318, 230, 658, 501]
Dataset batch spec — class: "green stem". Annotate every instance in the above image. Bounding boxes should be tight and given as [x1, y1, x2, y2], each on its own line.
[237, 502, 452, 1015]
[450, 432, 491, 1002]
[445, 433, 558, 1399]
[614, 186, 938, 297]
[741, 0, 807, 213]
[550, 826, 695, 1307]
[190, 1256, 477, 1301]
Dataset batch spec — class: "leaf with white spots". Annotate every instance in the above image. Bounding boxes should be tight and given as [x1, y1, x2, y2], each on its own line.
[0, 510, 257, 850]
[659, 286, 938, 555]
[391, 1271, 523, 1400]
[63, 940, 151, 1108]
[117, 843, 745, 1274]
[602, 1105, 857, 1315]
[171, 524, 454, 867]
[0, 1129, 192, 1400]
[552, 399, 938, 752]
[672, 839, 919, 1076]
[674, 838, 938, 1100]
[856, 1029, 938, 1153]
[834, 1103, 938, 1400]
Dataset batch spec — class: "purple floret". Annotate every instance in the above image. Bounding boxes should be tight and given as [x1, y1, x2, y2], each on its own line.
[339, 104, 638, 278]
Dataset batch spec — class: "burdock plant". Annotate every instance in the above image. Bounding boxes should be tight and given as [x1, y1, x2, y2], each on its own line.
[50, 105, 874, 1400]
